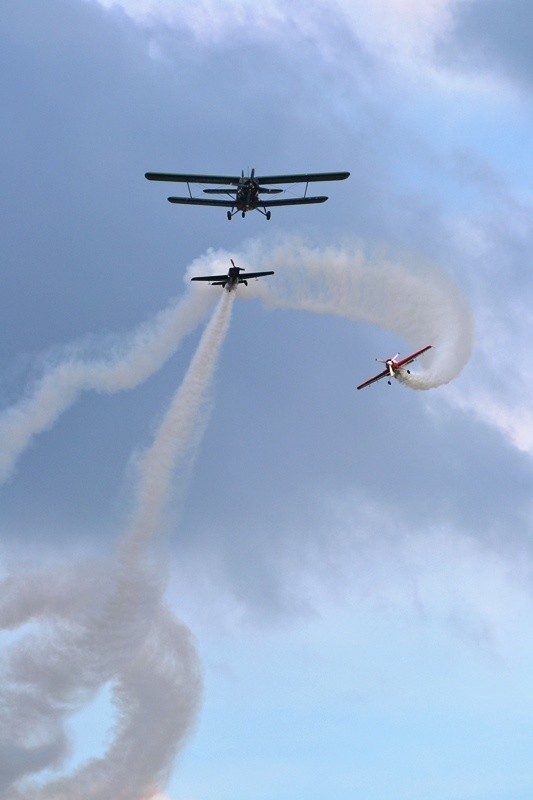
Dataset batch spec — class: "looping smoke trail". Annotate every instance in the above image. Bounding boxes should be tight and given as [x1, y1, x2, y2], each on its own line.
[225, 238, 473, 389]
[0, 237, 470, 491]
[0, 292, 235, 799]
[1, 562, 201, 800]
[0, 234, 467, 795]
[0, 285, 216, 484]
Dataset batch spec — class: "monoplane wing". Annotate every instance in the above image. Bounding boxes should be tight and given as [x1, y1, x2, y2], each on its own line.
[254, 172, 350, 184]
[261, 196, 328, 207]
[240, 271, 275, 279]
[356, 369, 390, 391]
[190, 274, 229, 283]
[395, 345, 432, 367]
[145, 172, 241, 185]
[356, 345, 432, 390]
[167, 197, 236, 208]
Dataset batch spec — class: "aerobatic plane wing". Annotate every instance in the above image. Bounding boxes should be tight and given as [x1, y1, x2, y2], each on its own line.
[145, 172, 241, 185]
[254, 172, 350, 184]
[190, 274, 229, 282]
[356, 369, 390, 391]
[167, 197, 236, 207]
[396, 345, 432, 367]
[240, 271, 275, 279]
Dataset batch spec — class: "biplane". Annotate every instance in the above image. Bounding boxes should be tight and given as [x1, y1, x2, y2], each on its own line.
[190, 259, 274, 291]
[145, 168, 350, 219]
[356, 346, 432, 390]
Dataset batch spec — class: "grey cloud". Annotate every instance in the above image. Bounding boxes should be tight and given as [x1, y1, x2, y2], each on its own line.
[439, 0, 533, 89]
[2, 0, 532, 625]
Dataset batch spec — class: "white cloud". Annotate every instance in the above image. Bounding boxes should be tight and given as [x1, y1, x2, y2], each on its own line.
[440, 201, 533, 456]
[450, 391, 533, 455]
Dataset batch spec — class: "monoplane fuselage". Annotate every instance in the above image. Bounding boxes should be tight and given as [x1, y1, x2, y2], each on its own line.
[190, 259, 274, 291]
[356, 345, 433, 390]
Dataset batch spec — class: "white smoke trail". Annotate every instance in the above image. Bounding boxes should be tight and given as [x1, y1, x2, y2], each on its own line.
[0, 283, 216, 484]
[0, 561, 201, 800]
[0, 293, 235, 799]
[223, 238, 473, 390]
[0, 235, 468, 797]
[122, 290, 235, 558]
[0, 238, 470, 490]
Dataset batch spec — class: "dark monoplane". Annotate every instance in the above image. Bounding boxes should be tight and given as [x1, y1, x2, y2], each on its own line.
[190, 259, 274, 291]
[145, 168, 350, 219]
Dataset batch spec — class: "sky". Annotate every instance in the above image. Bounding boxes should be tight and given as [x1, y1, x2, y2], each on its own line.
[1, 0, 533, 798]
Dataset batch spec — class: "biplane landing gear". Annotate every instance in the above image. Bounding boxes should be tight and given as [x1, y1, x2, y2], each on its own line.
[266, 211, 271, 220]
[388, 380, 392, 385]
[242, 211, 246, 218]
[227, 211, 232, 221]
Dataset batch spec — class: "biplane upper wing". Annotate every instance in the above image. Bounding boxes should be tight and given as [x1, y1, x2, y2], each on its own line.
[396, 345, 432, 367]
[254, 171, 350, 184]
[356, 369, 390, 391]
[261, 196, 328, 207]
[145, 172, 241, 185]
[167, 196, 235, 208]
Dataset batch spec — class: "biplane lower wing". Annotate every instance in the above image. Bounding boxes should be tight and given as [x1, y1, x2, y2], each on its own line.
[167, 196, 328, 208]
[167, 196, 235, 208]
[261, 196, 328, 207]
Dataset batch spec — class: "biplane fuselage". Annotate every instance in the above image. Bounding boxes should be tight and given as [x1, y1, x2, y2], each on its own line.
[234, 178, 260, 211]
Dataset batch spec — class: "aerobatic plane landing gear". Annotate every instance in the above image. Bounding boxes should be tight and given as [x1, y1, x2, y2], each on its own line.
[227, 211, 232, 220]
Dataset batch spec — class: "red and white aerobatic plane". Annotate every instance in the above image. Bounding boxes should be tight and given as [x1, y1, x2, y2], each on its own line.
[356, 345, 432, 390]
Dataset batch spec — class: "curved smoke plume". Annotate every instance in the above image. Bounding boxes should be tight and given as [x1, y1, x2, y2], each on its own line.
[0, 293, 235, 799]
[0, 240, 471, 487]
[0, 237, 470, 797]
[0, 284, 216, 484]
[233, 238, 473, 389]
